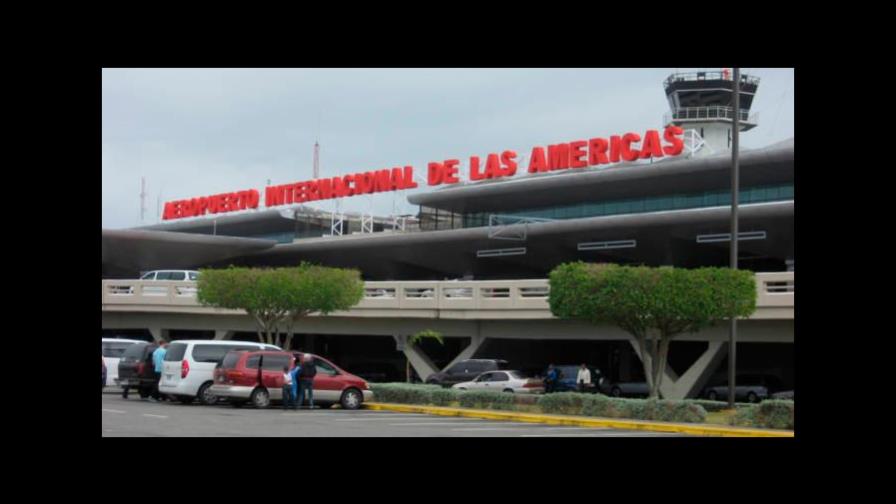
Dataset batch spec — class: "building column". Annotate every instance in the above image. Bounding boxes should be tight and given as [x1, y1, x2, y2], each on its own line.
[214, 330, 235, 341]
[148, 327, 170, 343]
[443, 334, 486, 371]
[394, 335, 440, 382]
[629, 339, 728, 400]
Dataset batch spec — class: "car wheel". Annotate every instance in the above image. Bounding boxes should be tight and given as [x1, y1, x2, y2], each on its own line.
[611, 387, 622, 397]
[198, 382, 217, 406]
[708, 390, 718, 401]
[340, 388, 363, 410]
[177, 395, 194, 405]
[251, 388, 271, 409]
[747, 392, 759, 403]
[503, 388, 514, 393]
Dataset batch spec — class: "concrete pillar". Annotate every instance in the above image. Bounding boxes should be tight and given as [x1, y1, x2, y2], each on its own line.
[443, 334, 486, 371]
[629, 339, 729, 400]
[394, 335, 440, 382]
[148, 327, 170, 343]
[214, 330, 235, 341]
[664, 341, 728, 399]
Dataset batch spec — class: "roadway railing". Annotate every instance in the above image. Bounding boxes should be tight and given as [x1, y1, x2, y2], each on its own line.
[102, 272, 793, 314]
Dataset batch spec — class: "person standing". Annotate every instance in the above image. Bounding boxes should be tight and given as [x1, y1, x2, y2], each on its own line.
[577, 363, 592, 393]
[544, 364, 558, 394]
[289, 360, 302, 410]
[150, 340, 168, 401]
[297, 353, 316, 409]
[281, 366, 294, 410]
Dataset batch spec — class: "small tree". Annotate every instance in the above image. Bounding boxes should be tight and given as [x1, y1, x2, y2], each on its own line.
[197, 265, 364, 347]
[549, 262, 756, 399]
[406, 330, 444, 383]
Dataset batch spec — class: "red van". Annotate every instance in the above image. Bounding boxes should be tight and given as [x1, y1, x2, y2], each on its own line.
[210, 351, 372, 409]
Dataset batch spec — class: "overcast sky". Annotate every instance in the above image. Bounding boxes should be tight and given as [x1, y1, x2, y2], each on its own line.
[102, 68, 794, 229]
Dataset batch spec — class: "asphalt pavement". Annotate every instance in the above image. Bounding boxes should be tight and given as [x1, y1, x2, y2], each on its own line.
[101, 392, 688, 437]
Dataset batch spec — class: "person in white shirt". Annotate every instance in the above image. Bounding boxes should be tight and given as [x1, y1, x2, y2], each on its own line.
[281, 366, 294, 410]
[577, 364, 592, 393]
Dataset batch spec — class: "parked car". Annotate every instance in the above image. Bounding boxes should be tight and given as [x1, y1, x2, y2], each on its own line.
[117, 341, 160, 399]
[601, 381, 651, 398]
[102, 338, 144, 387]
[771, 390, 794, 400]
[159, 340, 280, 405]
[102, 355, 107, 390]
[552, 365, 606, 393]
[210, 350, 373, 409]
[139, 270, 200, 281]
[426, 359, 510, 387]
[452, 370, 544, 394]
[702, 374, 784, 403]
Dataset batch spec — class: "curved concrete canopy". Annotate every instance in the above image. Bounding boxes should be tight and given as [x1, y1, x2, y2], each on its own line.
[102, 229, 277, 277]
[408, 138, 794, 214]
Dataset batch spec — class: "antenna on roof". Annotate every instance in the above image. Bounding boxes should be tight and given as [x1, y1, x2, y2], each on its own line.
[313, 110, 322, 179]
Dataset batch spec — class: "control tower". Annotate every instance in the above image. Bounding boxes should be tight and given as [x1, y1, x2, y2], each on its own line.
[663, 69, 760, 155]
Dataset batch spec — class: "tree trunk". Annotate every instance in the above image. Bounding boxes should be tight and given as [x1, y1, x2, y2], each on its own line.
[635, 334, 655, 397]
[655, 335, 672, 399]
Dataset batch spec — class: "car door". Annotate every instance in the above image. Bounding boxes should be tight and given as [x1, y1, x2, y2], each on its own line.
[490, 372, 511, 391]
[312, 357, 344, 403]
[260, 353, 289, 400]
[471, 372, 493, 390]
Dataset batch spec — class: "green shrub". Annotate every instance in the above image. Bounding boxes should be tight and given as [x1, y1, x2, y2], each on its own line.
[429, 388, 461, 406]
[537, 392, 590, 415]
[685, 399, 754, 412]
[457, 390, 516, 410]
[642, 399, 707, 423]
[368, 383, 443, 404]
[730, 400, 793, 430]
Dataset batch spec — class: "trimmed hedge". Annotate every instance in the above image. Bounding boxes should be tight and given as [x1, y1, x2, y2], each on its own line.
[368, 383, 445, 404]
[370, 384, 708, 424]
[732, 400, 794, 430]
[685, 399, 754, 412]
[542, 393, 707, 423]
[458, 390, 516, 410]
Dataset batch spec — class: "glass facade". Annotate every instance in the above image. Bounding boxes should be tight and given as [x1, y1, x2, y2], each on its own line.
[461, 183, 794, 228]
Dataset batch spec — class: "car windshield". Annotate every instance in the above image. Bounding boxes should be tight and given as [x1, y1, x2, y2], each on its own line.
[221, 352, 245, 369]
[102, 342, 136, 358]
[121, 343, 148, 359]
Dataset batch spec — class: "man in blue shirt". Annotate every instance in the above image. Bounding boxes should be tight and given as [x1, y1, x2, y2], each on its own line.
[150, 341, 168, 401]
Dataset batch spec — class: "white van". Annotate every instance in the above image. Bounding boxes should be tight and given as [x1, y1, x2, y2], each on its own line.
[159, 340, 281, 405]
[102, 338, 145, 388]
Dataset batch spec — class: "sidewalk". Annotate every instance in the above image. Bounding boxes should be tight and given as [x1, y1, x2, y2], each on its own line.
[363, 402, 794, 437]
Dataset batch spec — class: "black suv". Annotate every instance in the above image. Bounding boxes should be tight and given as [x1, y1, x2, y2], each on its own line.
[117, 342, 159, 399]
[426, 359, 509, 387]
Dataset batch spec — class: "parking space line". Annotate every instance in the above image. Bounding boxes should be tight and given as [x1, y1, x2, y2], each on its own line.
[142, 414, 168, 419]
[102, 409, 126, 414]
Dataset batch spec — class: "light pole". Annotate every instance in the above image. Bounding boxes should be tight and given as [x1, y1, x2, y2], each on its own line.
[728, 68, 740, 408]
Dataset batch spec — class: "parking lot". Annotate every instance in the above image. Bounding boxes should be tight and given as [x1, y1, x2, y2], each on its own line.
[101, 391, 688, 437]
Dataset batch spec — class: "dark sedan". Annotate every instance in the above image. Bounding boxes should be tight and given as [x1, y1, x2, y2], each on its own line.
[702, 374, 784, 403]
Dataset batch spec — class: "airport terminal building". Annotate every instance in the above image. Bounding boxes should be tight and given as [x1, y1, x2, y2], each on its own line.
[102, 71, 794, 398]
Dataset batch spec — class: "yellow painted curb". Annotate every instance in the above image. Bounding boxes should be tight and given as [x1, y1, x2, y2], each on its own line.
[363, 402, 794, 437]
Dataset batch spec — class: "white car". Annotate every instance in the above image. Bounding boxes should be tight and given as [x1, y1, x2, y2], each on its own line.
[139, 270, 200, 295]
[139, 270, 200, 281]
[159, 340, 281, 405]
[452, 370, 545, 394]
[102, 338, 144, 388]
